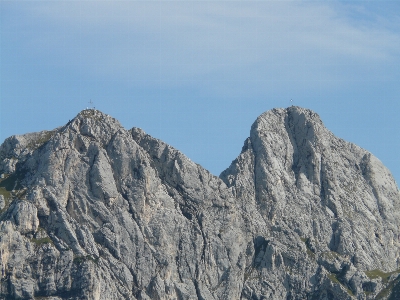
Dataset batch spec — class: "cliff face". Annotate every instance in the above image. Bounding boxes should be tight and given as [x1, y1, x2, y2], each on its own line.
[0, 107, 399, 299]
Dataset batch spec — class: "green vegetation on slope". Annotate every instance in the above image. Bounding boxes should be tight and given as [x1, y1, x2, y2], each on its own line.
[365, 269, 400, 282]
[30, 237, 53, 246]
[26, 130, 56, 150]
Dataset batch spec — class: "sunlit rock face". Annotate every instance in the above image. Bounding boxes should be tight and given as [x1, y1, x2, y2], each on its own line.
[0, 107, 399, 299]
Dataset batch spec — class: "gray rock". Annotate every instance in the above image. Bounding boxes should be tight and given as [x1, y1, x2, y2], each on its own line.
[0, 195, 5, 211]
[7, 200, 39, 234]
[0, 107, 399, 299]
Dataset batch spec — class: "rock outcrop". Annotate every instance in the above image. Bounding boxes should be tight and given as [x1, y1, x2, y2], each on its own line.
[0, 107, 399, 299]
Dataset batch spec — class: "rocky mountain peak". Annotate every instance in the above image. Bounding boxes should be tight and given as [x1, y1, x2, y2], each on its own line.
[74, 108, 121, 126]
[252, 106, 323, 132]
[223, 105, 400, 271]
[1, 106, 400, 299]
[65, 109, 124, 145]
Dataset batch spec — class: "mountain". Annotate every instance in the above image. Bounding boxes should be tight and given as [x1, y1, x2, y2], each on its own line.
[0, 107, 399, 300]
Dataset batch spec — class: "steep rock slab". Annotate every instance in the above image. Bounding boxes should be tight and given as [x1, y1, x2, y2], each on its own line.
[221, 106, 400, 298]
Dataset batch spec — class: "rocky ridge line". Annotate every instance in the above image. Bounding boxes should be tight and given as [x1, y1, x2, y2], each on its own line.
[0, 107, 398, 299]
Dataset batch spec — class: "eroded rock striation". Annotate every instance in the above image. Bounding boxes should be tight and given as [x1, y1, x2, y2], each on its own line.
[0, 107, 399, 299]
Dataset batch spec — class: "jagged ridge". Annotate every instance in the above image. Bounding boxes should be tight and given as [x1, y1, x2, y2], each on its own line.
[0, 107, 399, 300]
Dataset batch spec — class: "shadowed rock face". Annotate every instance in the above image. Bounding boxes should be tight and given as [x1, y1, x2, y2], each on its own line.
[0, 107, 399, 299]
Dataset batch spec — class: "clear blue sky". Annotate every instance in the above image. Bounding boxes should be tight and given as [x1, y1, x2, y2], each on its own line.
[1, 1, 400, 186]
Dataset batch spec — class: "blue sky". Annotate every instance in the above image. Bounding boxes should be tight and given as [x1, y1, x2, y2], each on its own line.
[1, 1, 400, 185]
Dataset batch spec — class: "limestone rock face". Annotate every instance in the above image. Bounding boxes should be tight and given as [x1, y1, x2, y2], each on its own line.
[0, 107, 399, 299]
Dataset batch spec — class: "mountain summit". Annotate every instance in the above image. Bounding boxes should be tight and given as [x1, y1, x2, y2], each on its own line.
[0, 107, 399, 299]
